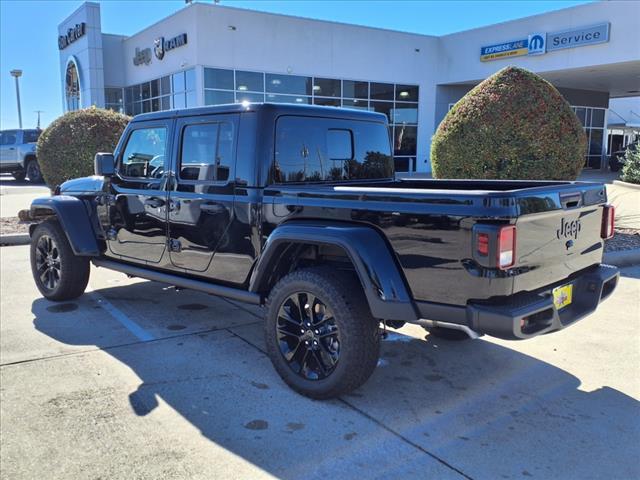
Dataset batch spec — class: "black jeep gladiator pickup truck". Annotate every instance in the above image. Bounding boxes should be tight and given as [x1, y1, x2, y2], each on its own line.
[29, 103, 619, 399]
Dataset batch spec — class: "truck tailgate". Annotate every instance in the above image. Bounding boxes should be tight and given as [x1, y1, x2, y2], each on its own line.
[513, 190, 607, 295]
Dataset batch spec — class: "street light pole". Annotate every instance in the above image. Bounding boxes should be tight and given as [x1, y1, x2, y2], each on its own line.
[34, 111, 44, 129]
[10, 69, 23, 129]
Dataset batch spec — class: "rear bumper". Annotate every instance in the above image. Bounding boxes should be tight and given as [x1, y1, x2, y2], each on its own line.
[467, 264, 619, 340]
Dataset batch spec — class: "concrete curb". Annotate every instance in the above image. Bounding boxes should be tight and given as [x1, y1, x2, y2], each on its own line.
[604, 248, 640, 268]
[0, 233, 30, 246]
[612, 180, 640, 190]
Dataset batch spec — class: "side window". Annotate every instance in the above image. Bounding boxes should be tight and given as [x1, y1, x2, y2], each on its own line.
[1, 131, 17, 146]
[179, 122, 234, 183]
[273, 117, 393, 183]
[23, 130, 41, 143]
[120, 127, 167, 179]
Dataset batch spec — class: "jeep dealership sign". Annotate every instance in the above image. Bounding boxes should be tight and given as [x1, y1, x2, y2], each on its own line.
[133, 33, 188, 66]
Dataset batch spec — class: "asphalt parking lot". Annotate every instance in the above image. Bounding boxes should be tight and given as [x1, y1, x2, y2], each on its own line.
[1, 244, 638, 480]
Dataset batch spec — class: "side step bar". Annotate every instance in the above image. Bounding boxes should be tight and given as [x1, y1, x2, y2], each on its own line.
[91, 258, 262, 305]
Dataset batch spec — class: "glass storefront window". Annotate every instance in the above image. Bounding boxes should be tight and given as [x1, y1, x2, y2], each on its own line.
[185, 69, 196, 92]
[392, 103, 418, 124]
[141, 82, 151, 100]
[393, 125, 417, 156]
[150, 79, 160, 98]
[266, 93, 311, 104]
[186, 91, 197, 108]
[342, 98, 368, 110]
[370, 82, 394, 101]
[236, 91, 264, 104]
[266, 74, 312, 95]
[395, 85, 419, 102]
[592, 109, 605, 128]
[370, 101, 393, 122]
[161, 96, 171, 111]
[314, 97, 340, 107]
[204, 68, 233, 90]
[236, 71, 264, 93]
[173, 93, 185, 109]
[205, 90, 234, 105]
[343, 80, 368, 99]
[160, 76, 171, 96]
[173, 72, 185, 93]
[313, 78, 341, 97]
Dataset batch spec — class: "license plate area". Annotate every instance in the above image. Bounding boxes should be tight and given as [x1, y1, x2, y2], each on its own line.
[552, 284, 573, 310]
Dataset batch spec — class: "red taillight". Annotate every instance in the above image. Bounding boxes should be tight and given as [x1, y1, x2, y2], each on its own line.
[497, 225, 516, 269]
[601, 205, 615, 239]
[477, 233, 489, 256]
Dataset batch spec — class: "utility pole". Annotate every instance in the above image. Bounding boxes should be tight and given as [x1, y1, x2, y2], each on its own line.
[10, 69, 23, 129]
[34, 110, 44, 129]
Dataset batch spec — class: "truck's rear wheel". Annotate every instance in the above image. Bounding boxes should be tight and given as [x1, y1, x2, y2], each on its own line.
[30, 220, 90, 301]
[265, 267, 380, 399]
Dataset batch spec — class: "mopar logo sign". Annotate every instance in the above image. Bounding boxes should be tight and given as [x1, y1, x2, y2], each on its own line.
[528, 33, 545, 55]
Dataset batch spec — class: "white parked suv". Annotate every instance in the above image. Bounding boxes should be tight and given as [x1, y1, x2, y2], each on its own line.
[0, 129, 43, 182]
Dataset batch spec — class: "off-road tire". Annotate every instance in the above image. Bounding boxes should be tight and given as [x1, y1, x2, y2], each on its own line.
[30, 219, 90, 301]
[424, 326, 471, 341]
[11, 170, 26, 181]
[265, 267, 380, 399]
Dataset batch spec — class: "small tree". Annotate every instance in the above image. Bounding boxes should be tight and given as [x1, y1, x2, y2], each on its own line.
[37, 107, 130, 188]
[431, 66, 587, 180]
[621, 145, 640, 184]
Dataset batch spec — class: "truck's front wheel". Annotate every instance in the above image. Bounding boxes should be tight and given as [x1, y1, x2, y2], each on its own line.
[265, 267, 380, 399]
[30, 220, 90, 301]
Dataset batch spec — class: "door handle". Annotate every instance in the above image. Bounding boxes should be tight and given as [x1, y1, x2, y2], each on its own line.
[8, 147, 15, 150]
[144, 197, 165, 208]
[169, 199, 181, 211]
[200, 203, 223, 213]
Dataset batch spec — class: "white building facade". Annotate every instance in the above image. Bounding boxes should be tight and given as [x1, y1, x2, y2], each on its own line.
[58, 1, 640, 173]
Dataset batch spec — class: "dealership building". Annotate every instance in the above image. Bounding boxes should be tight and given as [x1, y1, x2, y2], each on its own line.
[58, 1, 640, 173]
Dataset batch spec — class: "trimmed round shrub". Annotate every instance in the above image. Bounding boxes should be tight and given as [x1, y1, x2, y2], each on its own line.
[431, 66, 587, 180]
[621, 144, 640, 185]
[37, 107, 130, 188]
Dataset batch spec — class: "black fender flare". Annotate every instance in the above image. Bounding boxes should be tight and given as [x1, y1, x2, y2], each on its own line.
[249, 221, 418, 321]
[30, 196, 100, 256]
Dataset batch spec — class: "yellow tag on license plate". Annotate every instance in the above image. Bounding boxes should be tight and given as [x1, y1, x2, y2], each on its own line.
[552, 284, 573, 310]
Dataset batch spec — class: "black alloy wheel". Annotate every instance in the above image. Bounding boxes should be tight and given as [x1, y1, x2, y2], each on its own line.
[276, 291, 340, 380]
[265, 267, 380, 399]
[30, 219, 90, 301]
[34, 235, 61, 291]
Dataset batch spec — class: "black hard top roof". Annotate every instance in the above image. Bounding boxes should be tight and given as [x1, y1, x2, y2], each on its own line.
[131, 102, 388, 124]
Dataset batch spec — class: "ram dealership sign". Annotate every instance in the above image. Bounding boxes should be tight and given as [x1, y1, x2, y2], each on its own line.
[480, 22, 610, 61]
[133, 33, 188, 66]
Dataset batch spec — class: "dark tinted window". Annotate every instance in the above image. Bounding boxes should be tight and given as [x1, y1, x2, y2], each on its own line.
[205, 90, 234, 105]
[1, 131, 17, 145]
[23, 130, 41, 143]
[120, 127, 167, 179]
[393, 125, 417, 156]
[204, 68, 233, 90]
[370, 82, 394, 100]
[395, 85, 419, 102]
[342, 80, 368, 99]
[313, 78, 341, 97]
[236, 71, 263, 92]
[179, 122, 234, 182]
[266, 74, 312, 95]
[273, 116, 393, 183]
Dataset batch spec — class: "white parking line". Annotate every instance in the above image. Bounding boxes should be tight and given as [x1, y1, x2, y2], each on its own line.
[86, 286, 155, 342]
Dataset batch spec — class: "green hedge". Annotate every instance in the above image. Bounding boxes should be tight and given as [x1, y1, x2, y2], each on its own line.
[431, 66, 587, 180]
[37, 107, 130, 188]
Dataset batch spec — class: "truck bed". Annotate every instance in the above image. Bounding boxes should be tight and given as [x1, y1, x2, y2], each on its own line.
[264, 178, 609, 306]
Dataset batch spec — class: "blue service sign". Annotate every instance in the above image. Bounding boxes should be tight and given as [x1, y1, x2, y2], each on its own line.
[547, 23, 610, 52]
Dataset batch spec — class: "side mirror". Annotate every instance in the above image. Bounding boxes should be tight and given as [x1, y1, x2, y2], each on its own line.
[94, 153, 115, 177]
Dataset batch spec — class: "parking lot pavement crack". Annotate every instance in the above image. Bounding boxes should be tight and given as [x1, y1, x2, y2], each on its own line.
[338, 398, 474, 480]
[225, 327, 474, 479]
